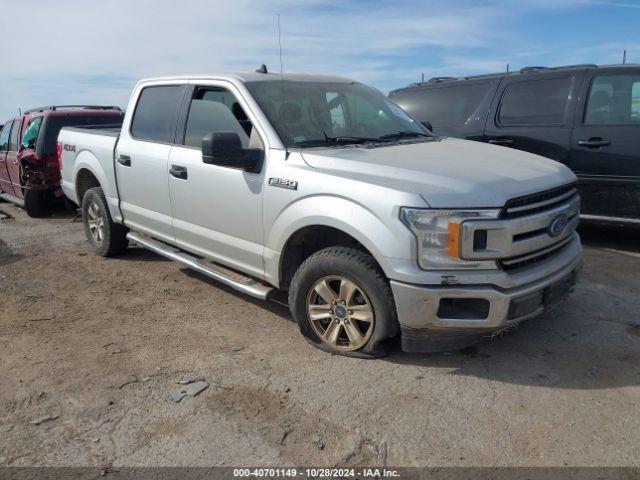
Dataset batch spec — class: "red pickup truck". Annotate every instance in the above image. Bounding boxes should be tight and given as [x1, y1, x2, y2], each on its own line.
[0, 105, 124, 216]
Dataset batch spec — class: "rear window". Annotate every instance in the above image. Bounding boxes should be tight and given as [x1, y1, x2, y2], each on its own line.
[40, 113, 124, 154]
[8, 120, 21, 151]
[498, 77, 572, 126]
[130, 85, 184, 143]
[392, 83, 492, 127]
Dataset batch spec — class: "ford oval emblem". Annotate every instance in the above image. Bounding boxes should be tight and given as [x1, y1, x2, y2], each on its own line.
[548, 214, 568, 237]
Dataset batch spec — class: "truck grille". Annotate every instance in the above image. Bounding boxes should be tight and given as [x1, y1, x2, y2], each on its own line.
[460, 183, 580, 271]
[501, 183, 578, 219]
[499, 235, 573, 271]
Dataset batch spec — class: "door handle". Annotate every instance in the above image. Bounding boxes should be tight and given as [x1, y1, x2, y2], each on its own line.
[169, 165, 188, 180]
[577, 138, 611, 148]
[117, 154, 131, 166]
[488, 138, 514, 146]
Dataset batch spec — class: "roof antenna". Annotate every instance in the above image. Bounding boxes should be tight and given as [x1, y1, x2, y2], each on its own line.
[18, 108, 22, 116]
[506, 63, 510, 73]
[256, 64, 268, 74]
[421, 73, 424, 83]
[623, 49, 627, 65]
[277, 13, 290, 157]
[278, 14, 284, 80]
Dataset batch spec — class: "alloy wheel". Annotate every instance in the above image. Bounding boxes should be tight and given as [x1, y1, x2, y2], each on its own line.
[306, 275, 375, 351]
[87, 201, 105, 245]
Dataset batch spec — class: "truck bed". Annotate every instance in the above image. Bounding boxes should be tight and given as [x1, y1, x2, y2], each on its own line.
[58, 126, 120, 211]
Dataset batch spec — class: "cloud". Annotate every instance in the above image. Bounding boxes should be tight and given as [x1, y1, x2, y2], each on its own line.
[0, 0, 637, 121]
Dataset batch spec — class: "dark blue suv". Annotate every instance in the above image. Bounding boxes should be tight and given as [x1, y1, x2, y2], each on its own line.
[390, 64, 640, 224]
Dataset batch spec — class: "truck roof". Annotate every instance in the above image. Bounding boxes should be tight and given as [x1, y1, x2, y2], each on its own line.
[138, 71, 356, 85]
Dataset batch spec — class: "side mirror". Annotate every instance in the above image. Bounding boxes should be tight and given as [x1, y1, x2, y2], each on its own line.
[420, 121, 433, 132]
[202, 132, 263, 172]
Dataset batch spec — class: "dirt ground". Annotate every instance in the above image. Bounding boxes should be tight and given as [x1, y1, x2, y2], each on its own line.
[0, 202, 639, 468]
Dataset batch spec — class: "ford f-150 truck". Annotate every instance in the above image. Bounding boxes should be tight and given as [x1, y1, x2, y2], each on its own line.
[58, 71, 582, 357]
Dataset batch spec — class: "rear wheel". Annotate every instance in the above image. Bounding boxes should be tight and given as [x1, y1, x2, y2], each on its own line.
[82, 187, 128, 256]
[289, 247, 398, 358]
[24, 189, 48, 218]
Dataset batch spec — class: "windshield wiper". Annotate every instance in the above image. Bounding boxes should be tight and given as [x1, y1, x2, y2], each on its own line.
[323, 132, 391, 144]
[378, 131, 433, 140]
[293, 134, 390, 148]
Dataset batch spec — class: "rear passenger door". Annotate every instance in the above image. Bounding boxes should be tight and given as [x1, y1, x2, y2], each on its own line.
[484, 72, 584, 164]
[6, 119, 23, 199]
[167, 82, 267, 279]
[115, 83, 187, 243]
[568, 68, 640, 220]
[0, 122, 13, 196]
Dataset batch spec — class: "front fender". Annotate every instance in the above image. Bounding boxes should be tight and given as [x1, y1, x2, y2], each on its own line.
[265, 194, 414, 283]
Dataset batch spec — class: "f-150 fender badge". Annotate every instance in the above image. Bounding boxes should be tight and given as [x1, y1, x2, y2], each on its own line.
[268, 178, 298, 190]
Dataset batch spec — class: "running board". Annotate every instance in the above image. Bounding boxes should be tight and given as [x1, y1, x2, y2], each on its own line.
[126, 232, 273, 300]
[0, 192, 24, 207]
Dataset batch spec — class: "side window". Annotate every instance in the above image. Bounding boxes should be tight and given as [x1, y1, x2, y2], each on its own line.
[0, 123, 10, 151]
[395, 83, 492, 127]
[498, 77, 572, 126]
[130, 85, 184, 143]
[8, 120, 21, 151]
[183, 87, 262, 150]
[584, 74, 640, 125]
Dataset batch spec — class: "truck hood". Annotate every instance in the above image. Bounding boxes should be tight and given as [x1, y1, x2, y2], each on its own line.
[300, 137, 577, 208]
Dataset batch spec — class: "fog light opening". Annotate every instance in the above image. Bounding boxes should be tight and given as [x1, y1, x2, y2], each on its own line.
[437, 298, 490, 320]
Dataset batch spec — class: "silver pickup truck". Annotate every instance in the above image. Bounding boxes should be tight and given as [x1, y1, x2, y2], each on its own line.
[58, 71, 582, 357]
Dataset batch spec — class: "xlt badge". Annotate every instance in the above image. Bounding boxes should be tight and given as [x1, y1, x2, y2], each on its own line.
[269, 178, 298, 190]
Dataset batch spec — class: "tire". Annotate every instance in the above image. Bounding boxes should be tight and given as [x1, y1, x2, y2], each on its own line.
[24, 189, 48, 218]
[81, 187, 128, 257]
[289, 246, 398, 358]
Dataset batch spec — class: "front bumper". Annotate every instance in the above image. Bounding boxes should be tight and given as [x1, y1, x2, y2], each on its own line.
[391, 242, 582, 353]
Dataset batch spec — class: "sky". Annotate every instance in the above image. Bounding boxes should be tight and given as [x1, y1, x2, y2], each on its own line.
[0, 0, 638, 121]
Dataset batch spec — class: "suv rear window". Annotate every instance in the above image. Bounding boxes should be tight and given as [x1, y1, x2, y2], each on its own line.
[130, 85, 184, 143]
[498, 77, 572, 126]
[394, 83, 491, 127]
[40, 114, 124, 154]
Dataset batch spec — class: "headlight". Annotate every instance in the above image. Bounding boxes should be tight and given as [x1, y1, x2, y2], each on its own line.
[400, 208, 500, 270]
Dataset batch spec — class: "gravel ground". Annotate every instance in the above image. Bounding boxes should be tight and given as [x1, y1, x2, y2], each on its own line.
[0, 202, 639, 468]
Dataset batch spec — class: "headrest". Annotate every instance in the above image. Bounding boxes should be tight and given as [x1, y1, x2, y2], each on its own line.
[279, 102, 302, 123]
[590, 90, 611, 110]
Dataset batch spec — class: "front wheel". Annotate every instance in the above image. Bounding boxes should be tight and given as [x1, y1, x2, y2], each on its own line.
[81, 187, 128, 257]
[289, 247, 398, 358]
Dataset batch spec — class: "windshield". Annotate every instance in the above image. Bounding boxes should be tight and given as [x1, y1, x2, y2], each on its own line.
[245, 80, 431, 148]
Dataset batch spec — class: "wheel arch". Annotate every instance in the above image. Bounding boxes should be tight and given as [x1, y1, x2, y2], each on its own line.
[267, 196, 411, 288]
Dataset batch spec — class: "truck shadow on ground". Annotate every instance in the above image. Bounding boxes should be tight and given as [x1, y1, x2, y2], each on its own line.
[384, 310, 640, 390]
[110, 225, 640, 391]
[184, 267, 640, 391]
[114, 246, 172, 262]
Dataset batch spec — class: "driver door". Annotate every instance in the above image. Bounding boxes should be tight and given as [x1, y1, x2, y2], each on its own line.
[168, 83, 267, 279]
